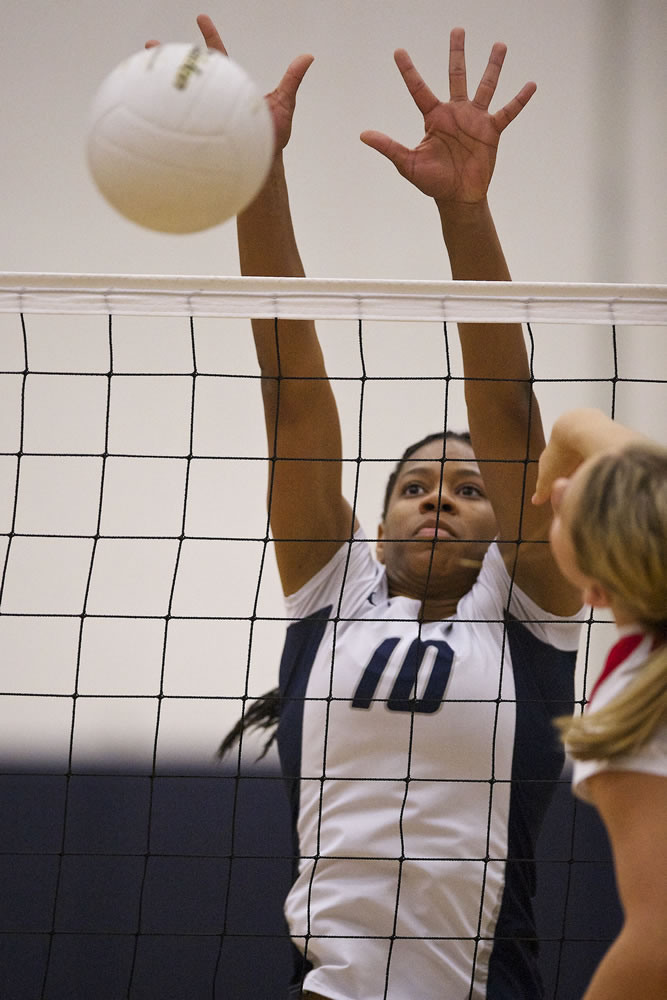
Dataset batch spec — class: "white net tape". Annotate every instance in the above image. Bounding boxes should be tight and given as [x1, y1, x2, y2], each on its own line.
[1, 273, 666, 323]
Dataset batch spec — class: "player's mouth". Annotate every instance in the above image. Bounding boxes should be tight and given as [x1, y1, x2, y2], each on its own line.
[413, 521, 456, 540]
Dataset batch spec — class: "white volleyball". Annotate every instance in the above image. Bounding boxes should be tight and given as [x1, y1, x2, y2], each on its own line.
[86, 44, 274, 233]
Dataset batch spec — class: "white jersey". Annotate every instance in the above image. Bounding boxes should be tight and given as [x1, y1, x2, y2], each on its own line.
[276, 530, 583, 1000]
[572, 628, 667, 802]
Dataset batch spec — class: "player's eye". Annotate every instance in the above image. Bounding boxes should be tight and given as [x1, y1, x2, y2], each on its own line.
[458, 484, 484, 498]
[403, 482, 426, 496]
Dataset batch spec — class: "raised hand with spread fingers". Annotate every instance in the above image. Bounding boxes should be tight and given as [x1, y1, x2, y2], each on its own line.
[361, 28, 536, 204]
[147, 14, 313, 161]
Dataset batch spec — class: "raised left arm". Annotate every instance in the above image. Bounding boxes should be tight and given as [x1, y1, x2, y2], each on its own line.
[362, 30, 579, 614]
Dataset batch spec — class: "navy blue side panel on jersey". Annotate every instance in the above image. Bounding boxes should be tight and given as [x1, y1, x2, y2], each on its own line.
[276, 605, 332, 996]
[486, 614, 576, 999]
[276, 605, 333, 867]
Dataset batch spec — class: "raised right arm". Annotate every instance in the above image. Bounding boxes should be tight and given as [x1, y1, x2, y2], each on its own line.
[193, 16, 355, 595]
[237, 155, 356, 595]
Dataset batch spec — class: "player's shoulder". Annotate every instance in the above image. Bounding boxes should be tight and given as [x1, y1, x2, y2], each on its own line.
[456, 542, 510, 619]
[458, 542, 584, 651]
[285, 528, 385, 620]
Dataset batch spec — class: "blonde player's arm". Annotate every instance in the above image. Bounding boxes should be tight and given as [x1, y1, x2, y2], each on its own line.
[577, 770, 667, 999]
[197, 15, 355, 597]
[533, 408, 647, 506]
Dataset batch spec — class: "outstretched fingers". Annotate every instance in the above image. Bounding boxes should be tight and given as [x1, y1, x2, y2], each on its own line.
[472, 41, 506, 110]
[394, 49, 441, 117]
[492, 80, 537, 132]
[279, 53, 315, 102]
[448, 28, 468, 101]
[468, 36, 536, 130]
[196, 13, 228, 56]
[359, 130, 411, 176]
[145, 13, 229, 56]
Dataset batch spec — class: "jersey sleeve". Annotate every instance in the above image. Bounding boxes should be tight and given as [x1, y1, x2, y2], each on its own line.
[284, 528, 385, 622]
[572, 721, 667, 801]
[465, 542, 585, 652]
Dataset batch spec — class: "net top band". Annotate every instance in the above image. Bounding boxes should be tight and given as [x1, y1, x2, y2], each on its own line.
[1, 273, 666, 324]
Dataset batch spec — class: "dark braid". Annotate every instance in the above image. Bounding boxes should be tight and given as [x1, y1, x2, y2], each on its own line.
[218, 428, 472, 762]
[217, 687, 282, 762]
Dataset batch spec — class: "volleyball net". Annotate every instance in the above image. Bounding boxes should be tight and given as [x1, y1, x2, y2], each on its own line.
[0, 274, 665, 999]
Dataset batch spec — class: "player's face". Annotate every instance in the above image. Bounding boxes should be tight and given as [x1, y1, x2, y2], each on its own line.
[377, 439, 498, 596]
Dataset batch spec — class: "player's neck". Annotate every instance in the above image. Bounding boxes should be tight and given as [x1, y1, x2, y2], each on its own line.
[418, 596, 460, 622]
[388, 567, 478, 621]
[610, 596, 640, 629]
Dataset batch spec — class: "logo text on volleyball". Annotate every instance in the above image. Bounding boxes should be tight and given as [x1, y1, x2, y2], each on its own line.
[173, 47, 205, 90]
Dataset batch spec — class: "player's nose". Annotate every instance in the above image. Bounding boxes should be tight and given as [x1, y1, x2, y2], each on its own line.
[419, 484, 456, 513]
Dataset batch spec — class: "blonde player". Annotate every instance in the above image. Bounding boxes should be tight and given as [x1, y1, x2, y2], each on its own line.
[534, 408, 667, 999]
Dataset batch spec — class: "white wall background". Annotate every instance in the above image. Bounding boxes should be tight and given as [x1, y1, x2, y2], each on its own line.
[0, 0, 665, 767]
[1, 0, 666, 283]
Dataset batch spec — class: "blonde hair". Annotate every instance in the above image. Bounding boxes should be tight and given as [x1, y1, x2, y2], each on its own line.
[557, 441, 667, 761]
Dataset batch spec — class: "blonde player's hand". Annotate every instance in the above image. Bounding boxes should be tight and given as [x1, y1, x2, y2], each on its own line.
[532, 408, 645, 506]
[532, 410, 599, 506]
[532, 442, 581, 507]
[361, 28, 536, 202]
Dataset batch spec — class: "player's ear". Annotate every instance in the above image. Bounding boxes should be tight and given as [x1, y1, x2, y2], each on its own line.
[376, 522, 385, 564]
[582, 580, 612, 609]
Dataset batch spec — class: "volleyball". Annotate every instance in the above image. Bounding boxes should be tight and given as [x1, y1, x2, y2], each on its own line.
[86, 44, 274, 234]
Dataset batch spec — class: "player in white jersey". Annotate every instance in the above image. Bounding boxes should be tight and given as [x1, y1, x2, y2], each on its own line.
[169, 13, 584, 999]
[278, 525, 582, 998]
[534, 408, 667, 999]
